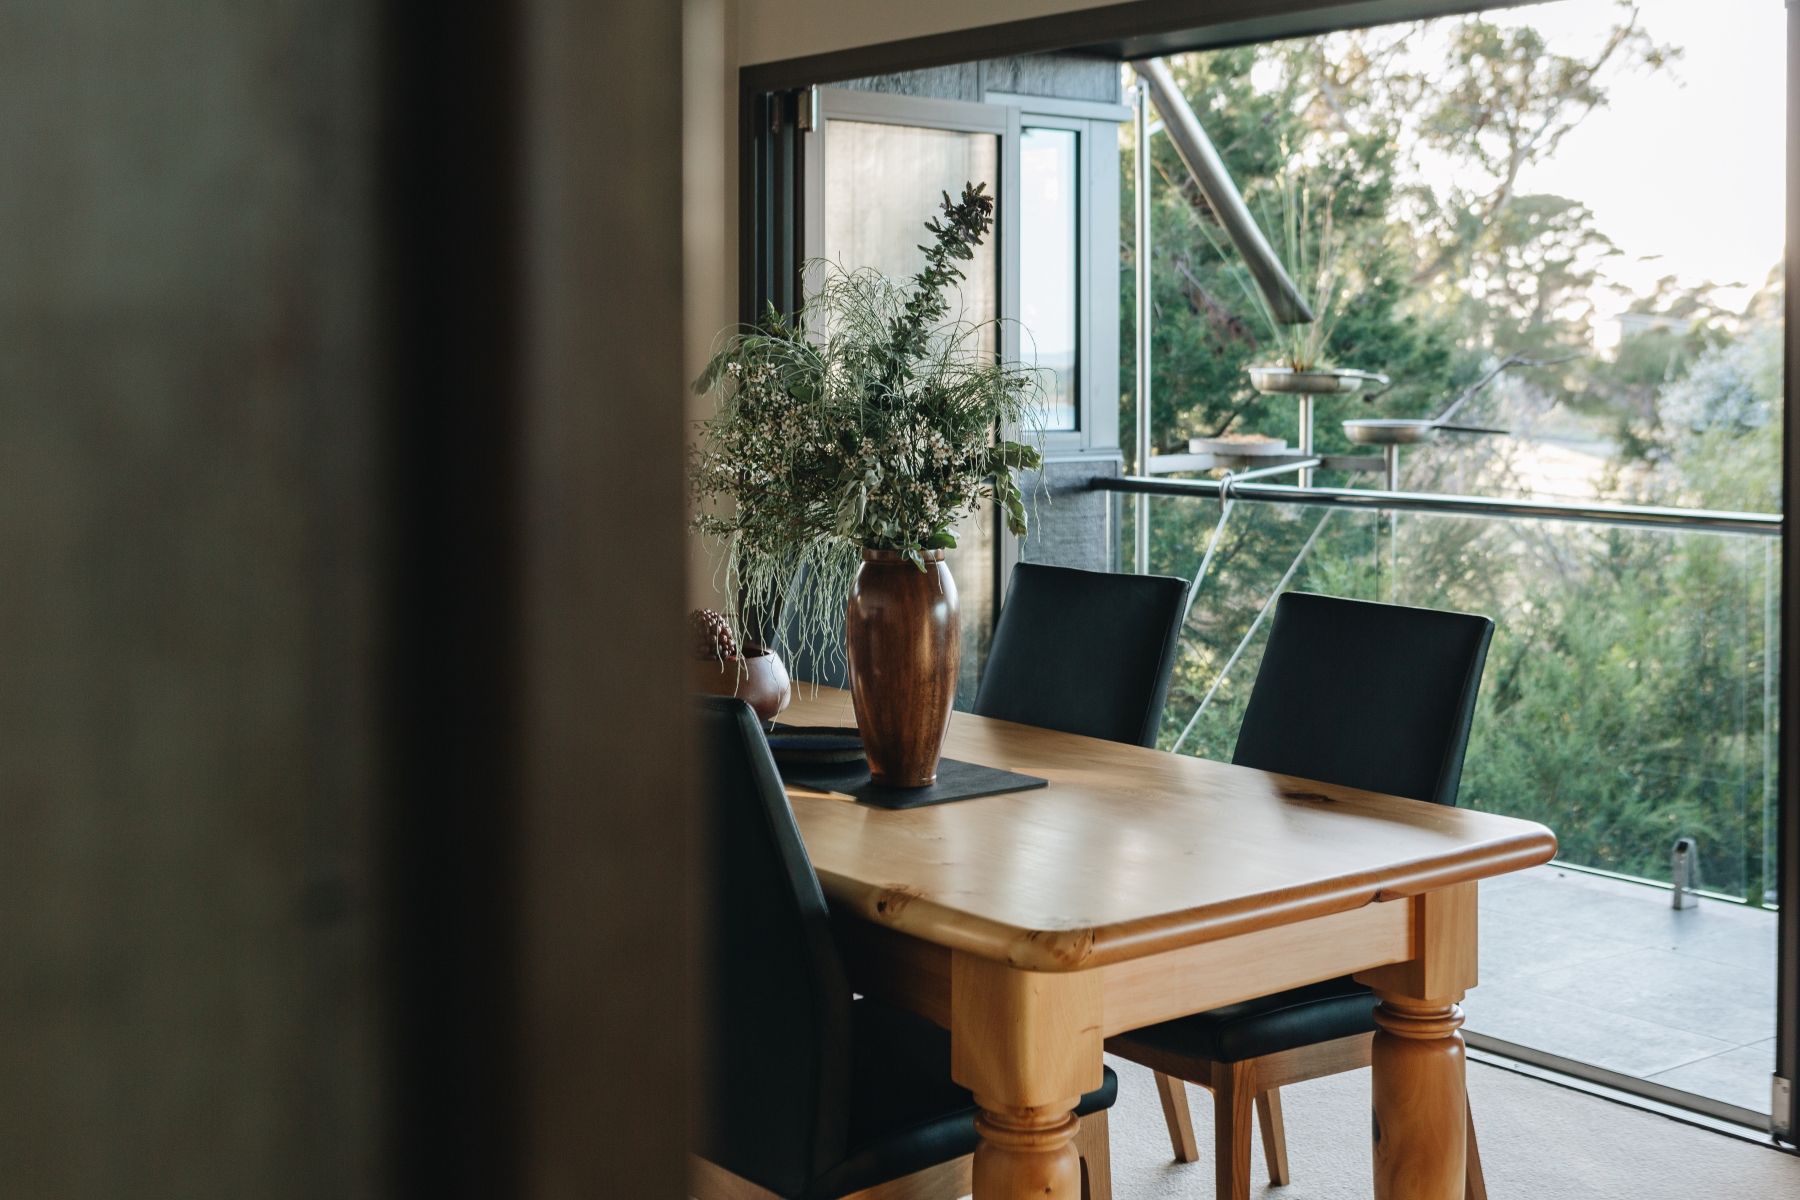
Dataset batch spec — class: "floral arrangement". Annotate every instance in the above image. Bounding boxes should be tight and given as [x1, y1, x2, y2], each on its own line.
[691, 182, 1044, 665]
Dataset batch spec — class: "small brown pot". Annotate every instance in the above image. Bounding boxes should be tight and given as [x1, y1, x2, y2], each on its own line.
[690, 648, 792, 728]
[845, 548, 960, 787]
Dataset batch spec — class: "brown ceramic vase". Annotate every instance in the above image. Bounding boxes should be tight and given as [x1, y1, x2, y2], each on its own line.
[845, 548, 960, 787]
[690, 648, 792, 728]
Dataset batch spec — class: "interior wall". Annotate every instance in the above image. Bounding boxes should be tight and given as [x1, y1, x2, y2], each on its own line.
[514, 1, 701, 1194]
[693, 0, 742, 612]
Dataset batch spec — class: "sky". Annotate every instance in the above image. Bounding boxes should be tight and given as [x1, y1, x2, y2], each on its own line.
[1428, 0, 1786, 329]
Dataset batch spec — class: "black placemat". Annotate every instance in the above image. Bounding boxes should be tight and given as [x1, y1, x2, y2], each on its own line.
[779, 756, 1047, 810]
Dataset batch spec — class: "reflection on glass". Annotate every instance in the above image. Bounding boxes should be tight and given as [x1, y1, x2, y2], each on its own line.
[824, 121, 998, 340]
[822, 119, 1001, 703]
[1020, 127, 1079, 431]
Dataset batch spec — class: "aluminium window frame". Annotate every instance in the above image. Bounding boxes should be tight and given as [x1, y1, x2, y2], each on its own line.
[986, 90, 1129, 464]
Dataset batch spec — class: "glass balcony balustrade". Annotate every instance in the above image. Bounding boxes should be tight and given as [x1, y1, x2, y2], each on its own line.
[1023, 482, 1780, 1119]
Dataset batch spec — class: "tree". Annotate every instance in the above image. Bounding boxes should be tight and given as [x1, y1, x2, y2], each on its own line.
[1407, 4, 1677, 287]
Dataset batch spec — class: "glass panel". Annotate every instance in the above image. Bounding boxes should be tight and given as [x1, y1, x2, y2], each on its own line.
[1087, 492, 1781, 1114]
[1020, 127, 1079, 432]
[821, 118, 1001, 703]
[823, 120, 998, 341]
[1114, 0, 1786, 1118]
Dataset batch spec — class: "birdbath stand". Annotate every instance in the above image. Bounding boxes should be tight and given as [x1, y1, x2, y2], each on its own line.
[1246, 366, 1390, 487]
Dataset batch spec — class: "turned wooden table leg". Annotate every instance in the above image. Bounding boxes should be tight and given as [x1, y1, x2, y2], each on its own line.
[950, 951, 1103, 1200]
[1370, 994, 1467, 1200]
[971, 1105, 1083, 1197]
[1355, 883, 1479, 1200]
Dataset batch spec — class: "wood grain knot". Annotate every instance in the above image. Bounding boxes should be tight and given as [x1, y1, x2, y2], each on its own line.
[872, 885, 921, 917]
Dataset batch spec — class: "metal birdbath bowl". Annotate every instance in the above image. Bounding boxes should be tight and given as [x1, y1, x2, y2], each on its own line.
[1247, 366, 1392, 486]
[1342, 418, 1510, 488]
[1247, 366, 1392, 397]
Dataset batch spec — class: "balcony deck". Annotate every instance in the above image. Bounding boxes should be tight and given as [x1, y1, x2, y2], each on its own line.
[1468, 864, 1778, 1116]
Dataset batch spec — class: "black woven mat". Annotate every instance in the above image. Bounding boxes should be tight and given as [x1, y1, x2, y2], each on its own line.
[779, 755, 1047, 810]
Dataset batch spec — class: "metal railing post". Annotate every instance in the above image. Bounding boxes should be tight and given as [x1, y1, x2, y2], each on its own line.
[1672, 837, 1702, 910]
[1133, 82, 1153, 575]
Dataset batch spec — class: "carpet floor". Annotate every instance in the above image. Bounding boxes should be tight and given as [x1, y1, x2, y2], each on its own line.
[1100, 1055, 1798, 1200]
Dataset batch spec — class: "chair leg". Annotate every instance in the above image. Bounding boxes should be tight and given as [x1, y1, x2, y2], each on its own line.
[1072, 1110, 1113, 1200]
[1154, 1070, 1201, 1163]
[689, 1155, 783, 1199]
[1465, 1094, 1487, 1200]
[1255, 1087, 1291, 1186]
[1212, 1062, 1254, 1200]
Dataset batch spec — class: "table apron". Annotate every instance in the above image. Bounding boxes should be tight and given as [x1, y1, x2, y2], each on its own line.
[836, 895, 1420, 1036]
[1097, 899, 1413, 1034]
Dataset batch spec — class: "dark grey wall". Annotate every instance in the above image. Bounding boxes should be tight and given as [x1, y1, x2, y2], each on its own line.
[984, 54, 1122, 101]
[841, 52, 1121, 102]
[1022, 457, 1124, 574]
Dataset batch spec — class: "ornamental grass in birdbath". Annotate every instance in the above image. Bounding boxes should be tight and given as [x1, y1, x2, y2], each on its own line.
[1194, 166, 1389, 440]
[692, 183, 1043, 784]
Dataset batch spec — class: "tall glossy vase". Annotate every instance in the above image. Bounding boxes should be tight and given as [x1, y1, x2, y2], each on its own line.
[845, 548, 960, 787]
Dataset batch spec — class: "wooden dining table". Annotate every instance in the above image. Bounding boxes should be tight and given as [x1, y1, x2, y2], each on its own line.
[781, 688, 1557, 1200]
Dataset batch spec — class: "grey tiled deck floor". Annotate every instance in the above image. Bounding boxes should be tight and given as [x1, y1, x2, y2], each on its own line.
[1467, 864, 1778, 1115]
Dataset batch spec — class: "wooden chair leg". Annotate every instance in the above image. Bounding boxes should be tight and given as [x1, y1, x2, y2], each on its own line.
[1153, 1070, 1200, 1164]
[689, 1155, 782, 1199]
[1255, 1087, 1291, 1186]
[1072, 1110, 1113, 1200]
[1212, 1062, 1254, 1200]
[1465, 1094, 1487, 1200]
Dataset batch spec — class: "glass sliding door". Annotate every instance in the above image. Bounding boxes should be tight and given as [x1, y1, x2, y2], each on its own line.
[823, 122, 1000, 345]
[808, 92, 1010, 704]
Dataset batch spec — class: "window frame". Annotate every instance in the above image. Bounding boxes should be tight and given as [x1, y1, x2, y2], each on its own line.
[987, 91, 1129, 461]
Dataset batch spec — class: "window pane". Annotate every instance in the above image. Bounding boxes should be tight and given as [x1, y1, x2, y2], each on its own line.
[823, 121, 998, 341]
[1020, 126, 1079, 431]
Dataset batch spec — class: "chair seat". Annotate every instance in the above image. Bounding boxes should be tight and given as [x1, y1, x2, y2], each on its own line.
[807, 999, 1119, 1200]
[1110, 977, 1376, 1066]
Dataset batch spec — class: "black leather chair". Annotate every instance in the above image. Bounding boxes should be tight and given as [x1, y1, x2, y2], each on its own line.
[1105, 592, 1495, 1200]
[691, 696, 1119, 1200]
[972, 563, 1190, 747]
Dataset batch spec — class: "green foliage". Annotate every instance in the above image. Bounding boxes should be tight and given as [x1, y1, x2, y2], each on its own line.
[1195, 164, 1347, 371]
[693, 183, 1044, 667]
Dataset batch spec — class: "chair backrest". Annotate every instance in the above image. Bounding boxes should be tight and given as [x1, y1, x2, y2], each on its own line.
[1231, 592, 1493, 808]
[695, 696, 851, 1197]
[972, 563, 1189, 748]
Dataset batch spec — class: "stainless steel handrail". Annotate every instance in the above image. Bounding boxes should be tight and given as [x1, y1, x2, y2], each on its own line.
[1098, 475, 1783, 537]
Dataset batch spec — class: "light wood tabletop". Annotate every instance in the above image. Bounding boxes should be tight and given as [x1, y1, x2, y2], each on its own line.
[782, 688, 1557, 1200]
